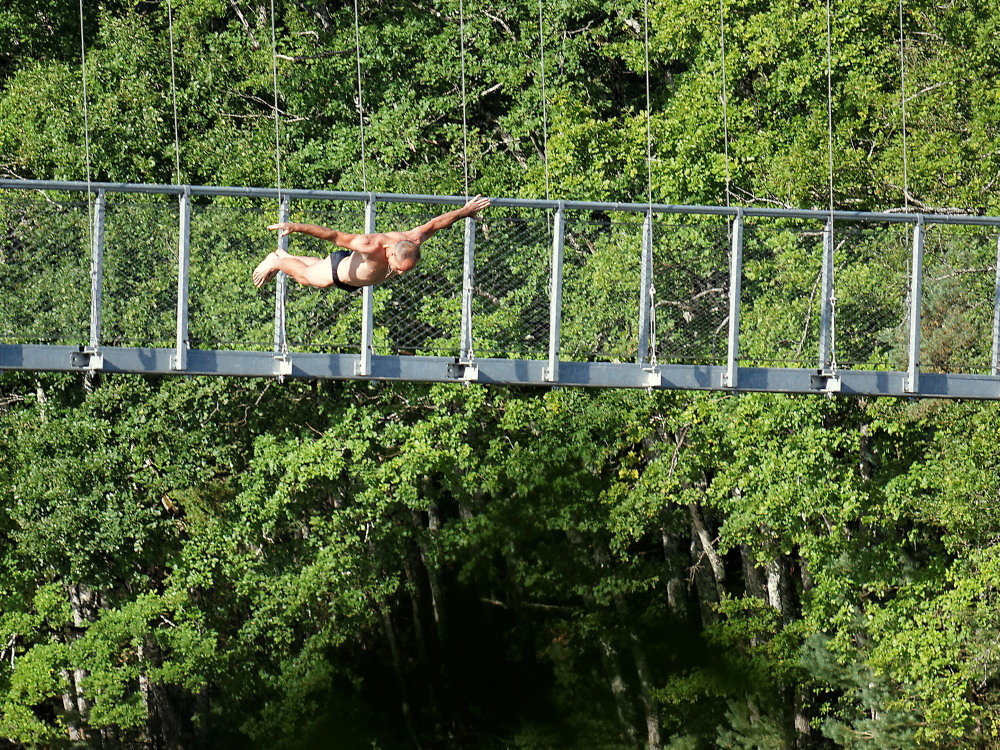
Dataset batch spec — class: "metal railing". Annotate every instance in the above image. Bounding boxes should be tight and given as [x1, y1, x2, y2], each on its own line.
[4, 178, 1000, 396]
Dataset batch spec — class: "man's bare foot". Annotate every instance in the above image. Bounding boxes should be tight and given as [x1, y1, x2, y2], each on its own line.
[253, 252, 281, 288]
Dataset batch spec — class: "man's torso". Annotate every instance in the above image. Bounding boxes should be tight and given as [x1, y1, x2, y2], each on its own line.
[335, 248, 392, 288]
[337, 230, 424, 287]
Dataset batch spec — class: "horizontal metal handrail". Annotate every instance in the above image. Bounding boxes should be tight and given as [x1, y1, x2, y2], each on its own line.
[4, 178, 1000, 226]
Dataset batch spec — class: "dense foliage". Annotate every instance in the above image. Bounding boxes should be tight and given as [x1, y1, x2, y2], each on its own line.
[4, 0, 1000, 748]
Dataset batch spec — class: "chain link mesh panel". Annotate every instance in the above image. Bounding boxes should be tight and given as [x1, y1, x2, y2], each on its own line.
[7, 184, 1000, 381]
[370, 205, 464, 356]
[918, 224, 998, 374]
[739, 218, 825, 367]
[832, 222, 910, 370]
[470, 209, 551, 358]
[650, 215, 731, 364]
[0, 191, 90, 345]
[102, 197, 179, 347]
[188, 199, 276, 351]
[560, 212, 643, 361]
[284, 200, 367, 352]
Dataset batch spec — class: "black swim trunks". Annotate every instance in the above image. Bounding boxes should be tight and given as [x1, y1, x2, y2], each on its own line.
[330, 250, 361, 292]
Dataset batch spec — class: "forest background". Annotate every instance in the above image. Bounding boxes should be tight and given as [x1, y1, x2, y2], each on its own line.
[3, 0, 1000, 748]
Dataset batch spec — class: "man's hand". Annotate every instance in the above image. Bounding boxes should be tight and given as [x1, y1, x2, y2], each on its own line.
[267, 222, 297, 238]
[461, 195, 490, 218]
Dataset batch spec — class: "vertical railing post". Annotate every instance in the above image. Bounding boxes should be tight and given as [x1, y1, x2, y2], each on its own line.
[172, 187, 191, 371]
[991, 230, 1000, 376]
[544, 202, 565, 382]
[818, 217, 836, 372]
[722, 209, 744, 388]
[357, 195, 377, 376]
[904, 216, 926, 393]
[637, 209, 654, 367]
[460, 215, 477, 364]
[273, 194, 291, 361]
[88, 189, 106, 355]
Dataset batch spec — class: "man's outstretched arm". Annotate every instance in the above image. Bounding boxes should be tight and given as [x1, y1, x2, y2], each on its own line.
[267, 222, 360, 248]
[408, 195, 490, 242]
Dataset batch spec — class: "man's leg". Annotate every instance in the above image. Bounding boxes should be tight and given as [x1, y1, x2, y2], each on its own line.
[281, 251, 326, 267]
[253, 250, 334, 288]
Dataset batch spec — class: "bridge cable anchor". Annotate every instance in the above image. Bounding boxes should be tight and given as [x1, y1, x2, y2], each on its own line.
[71, 346, 103, 370]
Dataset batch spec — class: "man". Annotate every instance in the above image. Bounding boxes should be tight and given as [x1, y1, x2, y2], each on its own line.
[252, 195, 490, 291]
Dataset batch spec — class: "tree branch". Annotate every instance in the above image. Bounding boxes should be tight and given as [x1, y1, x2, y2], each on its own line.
[275, 49, 352, 62]
[229, 0, 260, 51]
[883, 187, 976, 215]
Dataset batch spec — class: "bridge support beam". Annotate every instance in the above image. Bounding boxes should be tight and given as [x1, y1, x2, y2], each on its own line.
[722, 210, 744, 388]
[82, 189, 106, 371]
[272, 194, 291, 374]
[904, 218, 925, 394]
[544, 202, 565, 382]
[992, 230, 1000, 376]
[460, 215, 476, 365]
[818, 218, 836, 372]
[638, 209, 654, 368]
[357, 196, 377, 376]
[172, 188, 192, 371]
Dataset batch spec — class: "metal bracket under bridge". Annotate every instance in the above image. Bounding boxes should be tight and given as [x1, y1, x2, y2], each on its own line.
[5, 178, 1000, 399]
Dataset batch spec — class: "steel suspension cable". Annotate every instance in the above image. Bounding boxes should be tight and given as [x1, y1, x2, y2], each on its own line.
[269, 0, 282, 203]
[353, 0, 368, 191]
[459, 0, 470, 197]
[718, 0, 731, 207]
[166, 0, 182, 184]
[643, 0, 653, 209]
[898, 0, 909, 211]
[77, 0, 94, 216]
[824, 0, 835, 216]
[537, 0, 551, 201]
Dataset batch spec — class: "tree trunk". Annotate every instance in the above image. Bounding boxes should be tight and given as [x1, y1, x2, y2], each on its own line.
[562, 529, 644, 743]
[764, 553, 810, 745]
[379, 602, 422, 749]
[403, 551, 442, 729]
[858, 422, 875, 481]
[595, 635, 640, 746]
[591, 539, 662, 750]
[59, 669, 85, 742]
[765, 558, 783, 612]
[662, 526, 688, 620]
[34, 379, 47, 421]
[799, 552, 814, 594]
[150, 681, 186, 749]
[619, 609, 662, 750]
[690, 536, 719, 626]
[740, 544, 766, 601]
[688, 503, 725, 595]
[140, 635, 187, 749]
[422, 503, 449, 645]
[793, 688, 811, 747]
[688, 504, 724, 626]
[138, 640, 153, 742]
[64, 583, 93, 739]
[765, 554, 799, 625]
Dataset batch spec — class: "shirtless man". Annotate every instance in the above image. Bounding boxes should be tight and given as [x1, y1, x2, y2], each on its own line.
[252, 195, 490, 291]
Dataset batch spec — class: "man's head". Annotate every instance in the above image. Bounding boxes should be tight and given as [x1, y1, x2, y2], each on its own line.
[388, 240, 421, 273]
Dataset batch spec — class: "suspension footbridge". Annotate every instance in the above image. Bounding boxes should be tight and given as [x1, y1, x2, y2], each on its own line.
[4, 179, 1000, 398]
